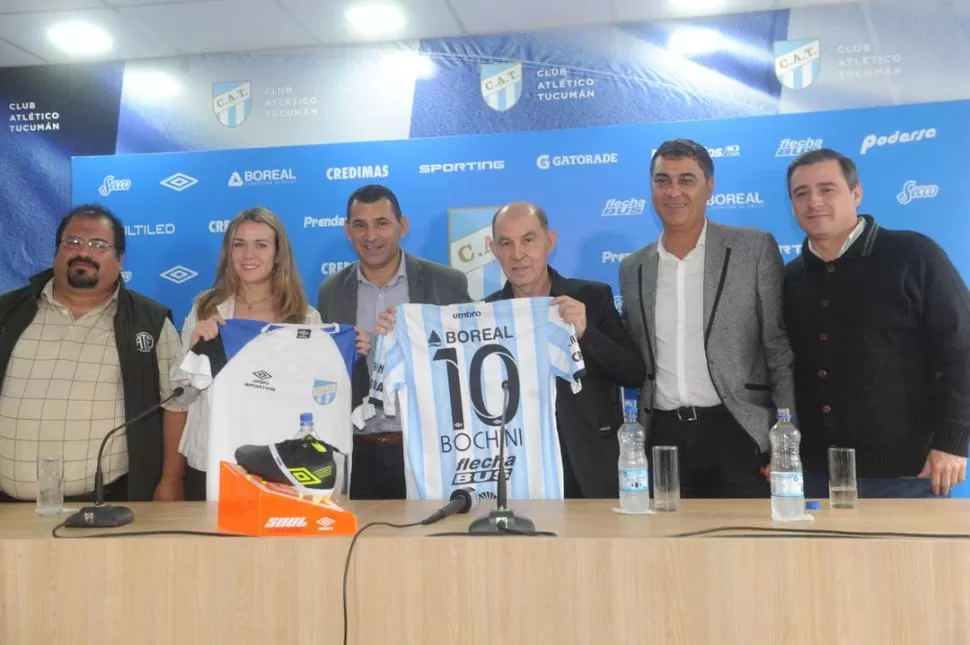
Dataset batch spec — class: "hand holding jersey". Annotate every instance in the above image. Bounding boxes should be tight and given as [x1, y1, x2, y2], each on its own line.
[174, 319, 370, 500]
[367, 299, 585, 500]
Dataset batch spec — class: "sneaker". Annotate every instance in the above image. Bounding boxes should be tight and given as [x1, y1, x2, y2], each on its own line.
[234, 435, 337, 492]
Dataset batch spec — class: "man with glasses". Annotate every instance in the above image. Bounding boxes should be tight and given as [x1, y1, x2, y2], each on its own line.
[0, 204, 188, 503]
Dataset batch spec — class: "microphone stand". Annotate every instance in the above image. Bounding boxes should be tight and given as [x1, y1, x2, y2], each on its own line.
[468, 380, 536, 534]
[64, 387, 183, 528]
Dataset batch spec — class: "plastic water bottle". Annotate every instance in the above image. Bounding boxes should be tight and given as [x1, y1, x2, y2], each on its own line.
[769, 408, 804, 521]
[297, 412, 314, 438]
[618, 402, 651, 513]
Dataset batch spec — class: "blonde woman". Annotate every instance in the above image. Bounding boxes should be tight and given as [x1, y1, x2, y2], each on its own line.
[176, 207, 368, 499]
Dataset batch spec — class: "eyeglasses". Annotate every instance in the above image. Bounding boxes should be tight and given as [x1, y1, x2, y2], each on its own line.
[60, 237, 113, 253]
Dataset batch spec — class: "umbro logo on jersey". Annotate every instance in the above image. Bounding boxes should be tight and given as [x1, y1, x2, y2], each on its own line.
[246, 370, 276, 392]
[297, 328, 311, 339]
[427, 331, 443, 347]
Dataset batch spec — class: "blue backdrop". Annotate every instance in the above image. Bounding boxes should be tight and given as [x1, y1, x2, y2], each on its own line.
[72, 97, 966, 323]
[72, 98, 969, 495]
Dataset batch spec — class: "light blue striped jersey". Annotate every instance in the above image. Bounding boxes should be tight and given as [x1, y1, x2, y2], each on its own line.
[369, 298, 585, 500]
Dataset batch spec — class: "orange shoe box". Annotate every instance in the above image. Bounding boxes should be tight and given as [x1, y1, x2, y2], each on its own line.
[216, 461, 358, 536]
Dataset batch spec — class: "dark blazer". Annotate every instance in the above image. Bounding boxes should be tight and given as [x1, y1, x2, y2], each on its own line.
[317, 252, 472, 323]
[486, 267, 645, 498]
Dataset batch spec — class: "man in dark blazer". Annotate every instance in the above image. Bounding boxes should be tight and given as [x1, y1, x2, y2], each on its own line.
[619, 139, 796, 498]
[318, 184, 471, 499]
[485, 201, 645, 498]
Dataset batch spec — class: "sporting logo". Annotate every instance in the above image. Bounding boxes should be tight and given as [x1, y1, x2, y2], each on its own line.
[419, 160, 504, 174]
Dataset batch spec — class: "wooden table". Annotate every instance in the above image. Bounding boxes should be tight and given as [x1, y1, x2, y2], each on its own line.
[1, 499, 969, 644]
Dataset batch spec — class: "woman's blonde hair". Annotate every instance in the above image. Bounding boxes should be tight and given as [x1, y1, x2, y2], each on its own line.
[196, 207, 308, 324]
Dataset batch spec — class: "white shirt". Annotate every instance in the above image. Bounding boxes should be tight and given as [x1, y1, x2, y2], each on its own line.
[175, 297, 322, 471]
[808, 217, 867, 260]
[654, 221, 722, 410]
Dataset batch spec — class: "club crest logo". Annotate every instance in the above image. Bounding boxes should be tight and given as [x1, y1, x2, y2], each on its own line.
[448, 206, 507, 301]
[213, 80, 252, 127]
[480, 62, 522, 111]
[312, 379, 338, 406]
[774, 40, 821, 90]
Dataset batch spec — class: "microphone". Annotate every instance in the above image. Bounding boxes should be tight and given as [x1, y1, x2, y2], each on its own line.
[174, 384, 202, 406]
[496, 380, 510, 510]
[64, 386, 186, 529]
[421, 487, 479, 526]
[468, 379, 537, 534]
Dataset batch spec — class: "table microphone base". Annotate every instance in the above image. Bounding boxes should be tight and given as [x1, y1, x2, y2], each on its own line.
[468, 509, 536, 534]
[64, 504, 135, 528]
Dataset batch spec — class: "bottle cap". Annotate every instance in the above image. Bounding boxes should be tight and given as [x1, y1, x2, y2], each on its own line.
[805, 500, 820, 510]
[299, 412, 313, 423]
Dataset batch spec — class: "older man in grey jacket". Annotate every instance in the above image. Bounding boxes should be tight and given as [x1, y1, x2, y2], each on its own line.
[619, 139, 796, 498]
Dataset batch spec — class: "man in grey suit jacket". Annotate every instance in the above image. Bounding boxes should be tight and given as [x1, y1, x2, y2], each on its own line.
[619, 139, 796, 498]
[318, 184, 471, 499]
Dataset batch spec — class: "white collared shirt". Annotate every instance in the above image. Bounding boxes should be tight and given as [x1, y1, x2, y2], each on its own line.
[808, 217, 866, 260]
[654, 221, 721, 410]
